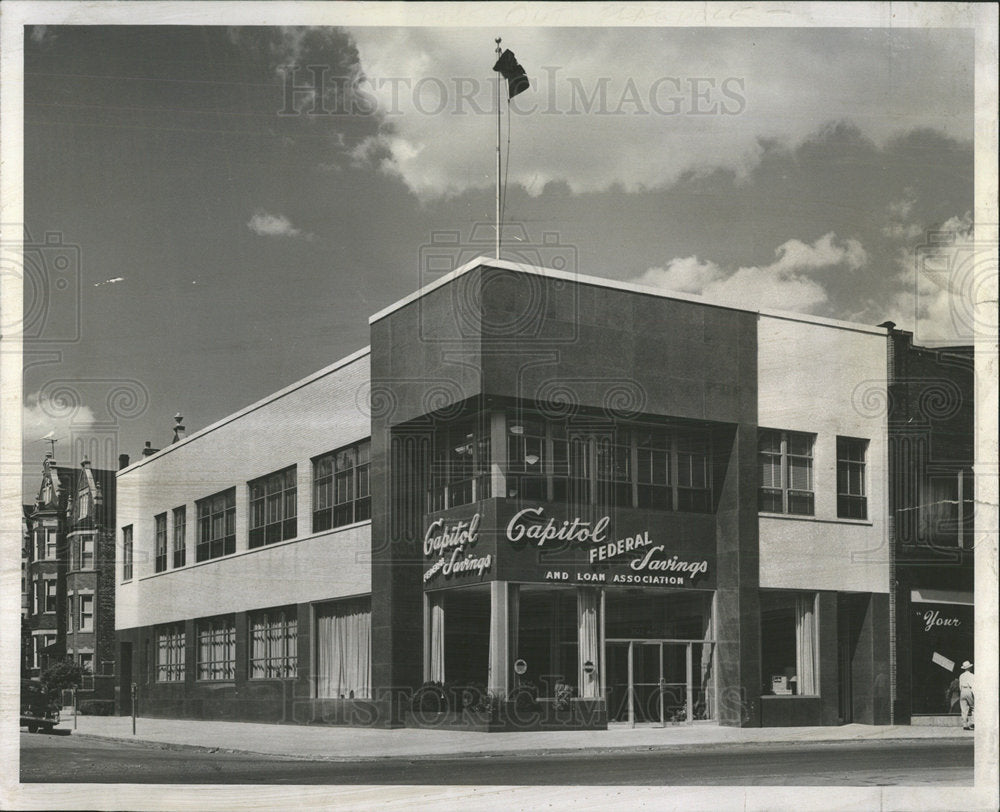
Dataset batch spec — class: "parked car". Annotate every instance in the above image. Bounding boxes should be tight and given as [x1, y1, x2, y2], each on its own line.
[20, 679, 60, 733]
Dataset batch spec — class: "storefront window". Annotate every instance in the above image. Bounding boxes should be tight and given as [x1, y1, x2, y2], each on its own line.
[156, 624, 185, 682]
[196, 616, 235, 681]
[515, 586, 578, 699]
[250, 607, 298, 680]
[440, 586, 491, 687]
[909, 600, 973, 715]
[315, 597, 371, 699]
[760, 591, 818, 696]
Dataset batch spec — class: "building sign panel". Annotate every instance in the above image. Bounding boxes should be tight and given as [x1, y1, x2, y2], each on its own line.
[422, 513, 495, 586]
[422, 499, 716, 590]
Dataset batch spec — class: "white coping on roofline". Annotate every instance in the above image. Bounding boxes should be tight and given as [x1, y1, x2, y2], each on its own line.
[117, 345, 371, 476]
[368, 255, 892, 337]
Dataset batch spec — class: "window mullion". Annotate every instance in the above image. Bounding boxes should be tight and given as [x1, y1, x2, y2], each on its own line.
[670, 433, 679, 512]
[781, 433, 789, 514]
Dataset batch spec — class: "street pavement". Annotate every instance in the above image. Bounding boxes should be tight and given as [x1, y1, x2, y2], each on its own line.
[49, 713, 972, 761]
[19, 733, 974, 785]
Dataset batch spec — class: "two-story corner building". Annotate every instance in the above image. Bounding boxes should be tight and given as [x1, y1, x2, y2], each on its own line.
[115, 257, 896, 729]
[25, 454, 117, 702]
[114, 351, 373, 723]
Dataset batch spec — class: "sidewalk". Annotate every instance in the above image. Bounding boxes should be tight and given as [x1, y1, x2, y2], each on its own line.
[56, 715, 972, 761]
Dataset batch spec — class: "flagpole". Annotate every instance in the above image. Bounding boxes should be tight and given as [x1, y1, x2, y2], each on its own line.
[495, 37, 502, 261]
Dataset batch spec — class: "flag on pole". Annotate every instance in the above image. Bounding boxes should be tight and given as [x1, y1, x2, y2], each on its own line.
[493, 48, 529, 98]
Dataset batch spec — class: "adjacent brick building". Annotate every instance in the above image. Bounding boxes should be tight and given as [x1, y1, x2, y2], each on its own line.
[25, 453, 117, 703]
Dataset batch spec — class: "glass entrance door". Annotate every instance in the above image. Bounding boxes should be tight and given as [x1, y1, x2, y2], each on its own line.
[632, 643, 662, 723]
[606, 640, 709, 725]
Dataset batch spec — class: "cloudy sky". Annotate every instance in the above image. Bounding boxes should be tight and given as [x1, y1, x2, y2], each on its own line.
[18, 19, 979, 494]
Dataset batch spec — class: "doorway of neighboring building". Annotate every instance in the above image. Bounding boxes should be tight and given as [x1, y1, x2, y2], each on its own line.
[837, 600, 853, 723]
[117, 642, 133, 716]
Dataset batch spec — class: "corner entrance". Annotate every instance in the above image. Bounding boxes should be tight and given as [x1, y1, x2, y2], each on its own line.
[607, 640, 713, 725]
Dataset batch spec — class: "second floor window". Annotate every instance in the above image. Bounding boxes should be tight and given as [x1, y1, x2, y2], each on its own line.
[431, 419, 490, 511]
[172, 506, 186, 568]
[759, 430, 815, 516]
[313, 441, 371, 532]
[502, 413, 713, 514]
[78, 594, 94, 632]
[837, 437, 868, 520]
[122, 525, 133, 581]
[249, 467, 297, 548]
[154, 513, 168, 572]
[196, 489, 236, 562]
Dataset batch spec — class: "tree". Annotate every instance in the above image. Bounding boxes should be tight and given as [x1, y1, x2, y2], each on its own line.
[41, 659, 88, 702]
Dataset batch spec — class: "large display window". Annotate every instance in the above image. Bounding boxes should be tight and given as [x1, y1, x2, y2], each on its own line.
[759, 591, 818, 696]
[514, 586, 578, 699]
[909, 599, 973, 715]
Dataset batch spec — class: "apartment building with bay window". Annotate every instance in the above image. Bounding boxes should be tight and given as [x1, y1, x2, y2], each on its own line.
[115, 257, 968, 729]
[25, 453, 117, 704]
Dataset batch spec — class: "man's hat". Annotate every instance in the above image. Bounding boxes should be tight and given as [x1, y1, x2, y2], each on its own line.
[961, 660, 973, 669]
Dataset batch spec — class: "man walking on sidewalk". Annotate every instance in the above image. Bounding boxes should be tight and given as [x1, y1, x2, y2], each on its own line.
[958, 660, 974, 730]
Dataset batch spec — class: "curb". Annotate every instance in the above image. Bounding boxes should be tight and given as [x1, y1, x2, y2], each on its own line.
[64, 730, 974, 764]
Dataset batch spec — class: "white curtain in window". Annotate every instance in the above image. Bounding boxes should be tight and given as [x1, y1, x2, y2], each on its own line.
[316, 600, 371, 699]
[429, 594, 445, 684]
[795, 594, 818, 695]
[487, 582, 509, 696]
[577, 588, 600, 699]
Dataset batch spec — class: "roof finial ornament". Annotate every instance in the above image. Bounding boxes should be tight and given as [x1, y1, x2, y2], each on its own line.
[172, 412, 186, 444]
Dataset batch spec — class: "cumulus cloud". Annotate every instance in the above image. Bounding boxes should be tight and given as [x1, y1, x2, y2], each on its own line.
[348, 27, 972, 199]
[247, 211, 312, 240]
[883, 212, 988, 343]
[23, 391, 97, 442]
[633, 232, 867, 314]
[770, 233, 867, 274]
[881, 189, 925, 241]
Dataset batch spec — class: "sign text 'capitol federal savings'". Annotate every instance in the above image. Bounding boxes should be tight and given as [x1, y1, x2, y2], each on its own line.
[422, 507, 710, 587]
